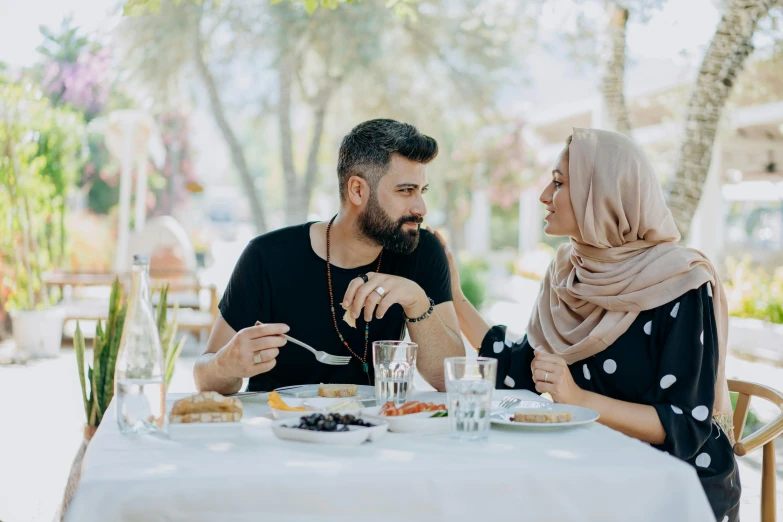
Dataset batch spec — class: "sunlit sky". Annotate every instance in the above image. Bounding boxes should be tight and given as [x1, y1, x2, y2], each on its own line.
[0, 0, 721, 108]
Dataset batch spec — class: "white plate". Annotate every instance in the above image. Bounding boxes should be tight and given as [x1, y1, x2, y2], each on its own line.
[271, 419, 388, 445]
[361, 406, 450, 434]
[167, 421, 243, 440]
[275, 384, 376, 402]
[491, 403, 599, 429]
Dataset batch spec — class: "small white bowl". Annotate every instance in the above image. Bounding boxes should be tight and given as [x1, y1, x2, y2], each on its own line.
[361, 406, 450, 434]
[271, 419, 388, 445]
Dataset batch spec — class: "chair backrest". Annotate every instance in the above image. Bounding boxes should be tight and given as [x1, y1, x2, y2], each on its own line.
[728, 379, 783, 456]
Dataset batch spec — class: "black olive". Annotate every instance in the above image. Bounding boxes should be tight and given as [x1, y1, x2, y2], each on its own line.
[343, 414, 355, 424]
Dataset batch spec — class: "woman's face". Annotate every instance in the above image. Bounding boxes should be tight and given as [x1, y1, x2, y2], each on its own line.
[539, 147, 580, 238]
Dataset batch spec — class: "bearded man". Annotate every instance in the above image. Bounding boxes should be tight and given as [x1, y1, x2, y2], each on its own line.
[195, 119, 464, 394]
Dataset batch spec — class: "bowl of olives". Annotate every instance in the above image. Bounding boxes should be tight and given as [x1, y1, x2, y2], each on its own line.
[271, 413, 388, 445]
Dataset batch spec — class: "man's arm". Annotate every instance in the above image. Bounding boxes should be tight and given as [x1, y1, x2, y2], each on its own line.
[194, 316, 288, 394]
[406, 301, 464, 391]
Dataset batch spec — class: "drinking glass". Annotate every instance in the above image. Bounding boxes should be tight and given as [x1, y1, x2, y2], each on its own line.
[372, 341, 418, 406]
[445, 357, 497, 441]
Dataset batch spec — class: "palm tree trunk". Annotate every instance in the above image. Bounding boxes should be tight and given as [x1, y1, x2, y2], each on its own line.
[665, 0, 776, 240]
[191, 7, 268, 233]
[599, 2, 632, 137]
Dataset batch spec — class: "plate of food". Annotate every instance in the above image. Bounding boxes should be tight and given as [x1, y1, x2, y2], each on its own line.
[167, 392, 244, 439]
[274, 383, 376, 402]
[271, 413, 388, 445]
[268, 391, 364, 420]
[490, 403, 599, 429]
[361, 400, 450, 434]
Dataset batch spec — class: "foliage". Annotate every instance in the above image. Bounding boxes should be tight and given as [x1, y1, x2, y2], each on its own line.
[0, 76, 86, 311]
[459, 256, 489, 310]
[724, 256, 783, 325]
[38, 18, 112, 120]
[122, 0, 416, 18]
[154, 284, 187, 388]
[74, 280, 185, 427]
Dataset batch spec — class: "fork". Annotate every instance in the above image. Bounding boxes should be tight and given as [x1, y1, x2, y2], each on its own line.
[254, 321, 351, 366]
[498, 396, 522, 409]
[283, 334, 352, 366]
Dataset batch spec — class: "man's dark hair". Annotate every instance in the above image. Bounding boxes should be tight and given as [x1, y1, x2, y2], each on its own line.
[337, 119, 438, 201]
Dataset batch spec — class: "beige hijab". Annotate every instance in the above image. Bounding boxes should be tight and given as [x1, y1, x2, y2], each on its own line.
[526, 128, 732, 427]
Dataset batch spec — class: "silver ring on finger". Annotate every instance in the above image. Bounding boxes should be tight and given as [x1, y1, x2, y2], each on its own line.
[544, 371, 549, 383]
[375, 286, 386, 297]
[253, 352, 263, 364]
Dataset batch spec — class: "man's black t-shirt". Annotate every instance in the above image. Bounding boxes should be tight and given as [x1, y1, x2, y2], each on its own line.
[218, 222, 452, 391]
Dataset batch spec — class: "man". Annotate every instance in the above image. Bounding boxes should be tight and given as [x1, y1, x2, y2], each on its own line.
[195, 119, 464, 394]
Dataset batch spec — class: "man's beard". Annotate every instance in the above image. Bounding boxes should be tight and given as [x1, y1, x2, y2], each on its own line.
[358, 192, 422, 254]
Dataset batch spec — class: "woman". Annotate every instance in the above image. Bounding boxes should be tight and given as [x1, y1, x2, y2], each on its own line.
[435, 128, 740, 521]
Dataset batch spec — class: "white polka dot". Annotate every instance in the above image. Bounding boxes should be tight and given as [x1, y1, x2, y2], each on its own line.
[707, 285, 713, 298]
[700, 331, 704, 344]
[695, 452, 711, 468]
[583, 364, 591, 380]
[505, 338, 512, 347]
[493, 341, 504, 354]
[643, 321, 652, 335]
[721, 516, 728, 522]
[670, 302, 680, 318]
[671, 405, 683, 414]
[660, 374, 677, 389]
[504, 375, 515, 388]
[692, 405, 709, 421]
[603, 359, 617, 374]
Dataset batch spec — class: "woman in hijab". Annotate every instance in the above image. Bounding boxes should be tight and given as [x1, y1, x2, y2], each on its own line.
[434, 128, 740, 521]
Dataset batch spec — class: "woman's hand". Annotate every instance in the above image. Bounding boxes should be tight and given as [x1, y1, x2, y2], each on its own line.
[430, 228, 463, 300]
[531, 351, 585, 405]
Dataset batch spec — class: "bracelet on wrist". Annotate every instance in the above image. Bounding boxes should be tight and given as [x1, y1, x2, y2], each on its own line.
[406, 297, 435, 323]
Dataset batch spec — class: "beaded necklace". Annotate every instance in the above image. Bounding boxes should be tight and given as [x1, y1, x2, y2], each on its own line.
[325, 216, 382, 381]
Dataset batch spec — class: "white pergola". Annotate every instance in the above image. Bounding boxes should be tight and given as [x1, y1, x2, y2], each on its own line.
[102, 110, 166, 272]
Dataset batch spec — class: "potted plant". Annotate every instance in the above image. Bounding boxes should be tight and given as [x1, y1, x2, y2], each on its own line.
[0, 77, 86, 357]
[60, 279, 185, 518]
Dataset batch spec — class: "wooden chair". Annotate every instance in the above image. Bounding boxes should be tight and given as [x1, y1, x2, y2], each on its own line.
[729, 379, 783, 522]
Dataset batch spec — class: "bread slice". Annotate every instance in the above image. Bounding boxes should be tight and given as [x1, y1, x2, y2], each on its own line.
[170, 411, 242, 424]
[512, 409, 571, 423]
[318, 383, 358, 398]
[341, 305, 356, 328]
[170, 391, 243, 416]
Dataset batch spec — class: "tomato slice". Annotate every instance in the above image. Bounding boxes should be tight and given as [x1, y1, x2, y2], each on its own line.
[399, 401, 422, 415]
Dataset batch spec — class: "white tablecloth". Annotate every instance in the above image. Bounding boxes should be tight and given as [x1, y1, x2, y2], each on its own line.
[65, 390, 715, 522]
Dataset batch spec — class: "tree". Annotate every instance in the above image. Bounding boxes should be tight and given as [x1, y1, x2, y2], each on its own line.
[118, 0, 532, 232]
[665, 0, 780, 240]
[598, 1, 632, 136]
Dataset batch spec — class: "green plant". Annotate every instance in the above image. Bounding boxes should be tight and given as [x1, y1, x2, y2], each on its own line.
[154, 284, 186, 387]
[74, 279, 184, 427]
[459, 257, 489, 310]
[74, 279, 126, 427]
[0, 76, 86, 312]
[725, 256, 783, 325]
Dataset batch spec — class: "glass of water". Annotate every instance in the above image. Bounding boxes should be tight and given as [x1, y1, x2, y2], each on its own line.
[373, 341, 418, 406]
[445, 357, 497, 441]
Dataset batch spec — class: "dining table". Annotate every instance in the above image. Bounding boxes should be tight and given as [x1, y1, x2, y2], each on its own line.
[64, 388, 716, 522]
